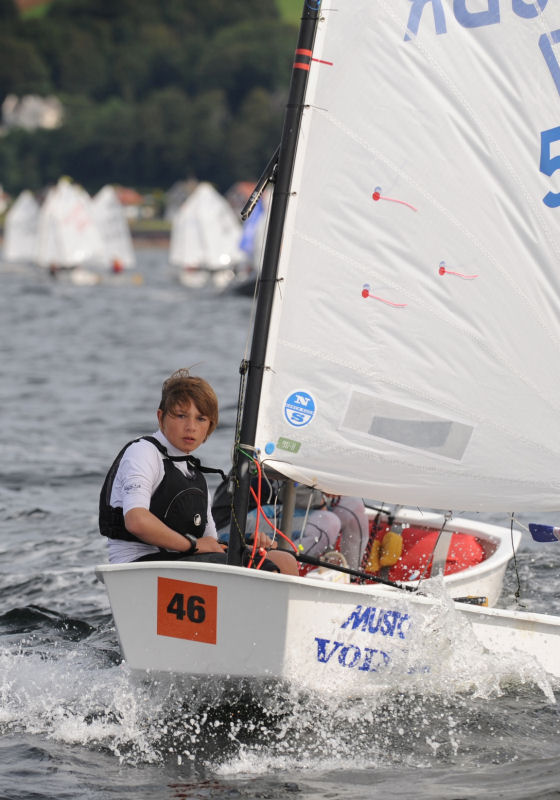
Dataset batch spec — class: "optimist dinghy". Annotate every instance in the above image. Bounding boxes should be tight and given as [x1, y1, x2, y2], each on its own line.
[97, 0, 560, 688]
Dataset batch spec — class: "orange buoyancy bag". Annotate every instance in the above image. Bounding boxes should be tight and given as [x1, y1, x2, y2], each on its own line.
[388, 527, 485, 582]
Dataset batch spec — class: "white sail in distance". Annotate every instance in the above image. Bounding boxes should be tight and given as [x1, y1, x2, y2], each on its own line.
[169, 182, 242, 271]
[92, 185, 136, 269]
[2, 190, 39, 263]
[254, 2, 560, 512]
[37, 179, 104, 268]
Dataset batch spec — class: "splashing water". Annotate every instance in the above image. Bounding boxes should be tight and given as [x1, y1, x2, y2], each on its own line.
[1, 580, 556, 774]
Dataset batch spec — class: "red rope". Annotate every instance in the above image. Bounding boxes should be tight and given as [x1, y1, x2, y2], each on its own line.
[256, 547, 268, 569]
[238, 453, 301, 569]
[248, 486, 299, 553]
[246, 458, 264, 568]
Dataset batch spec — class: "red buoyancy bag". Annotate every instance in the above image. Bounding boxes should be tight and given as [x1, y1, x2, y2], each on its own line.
[387, 527, 485, 582]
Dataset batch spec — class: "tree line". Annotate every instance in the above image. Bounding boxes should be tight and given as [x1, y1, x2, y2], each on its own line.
[0, 0, 297, 196]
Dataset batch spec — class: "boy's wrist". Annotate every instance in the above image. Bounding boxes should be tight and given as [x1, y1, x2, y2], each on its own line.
[184, 533, 198, 552]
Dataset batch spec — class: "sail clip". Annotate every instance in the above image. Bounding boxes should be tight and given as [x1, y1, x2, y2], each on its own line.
[241, 145, 280, 221]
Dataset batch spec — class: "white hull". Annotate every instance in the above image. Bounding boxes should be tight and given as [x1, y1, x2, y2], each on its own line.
[48, 266, 143, 287]
[96, 514, 560, 688]
[177, 267, 235, 290]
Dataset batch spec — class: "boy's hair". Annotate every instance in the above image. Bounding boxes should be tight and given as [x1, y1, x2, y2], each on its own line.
[159, 369, 218, 435]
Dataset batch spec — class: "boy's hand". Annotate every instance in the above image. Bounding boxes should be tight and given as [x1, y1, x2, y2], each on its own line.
[195, 536, 228, 553]
[249, 531, 277, 550]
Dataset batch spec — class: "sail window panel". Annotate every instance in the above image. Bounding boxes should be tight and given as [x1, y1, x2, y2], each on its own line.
[340, 391, 473, 461]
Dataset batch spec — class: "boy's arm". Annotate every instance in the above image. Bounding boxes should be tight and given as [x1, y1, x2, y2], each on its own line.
[125, 507, 225, 553]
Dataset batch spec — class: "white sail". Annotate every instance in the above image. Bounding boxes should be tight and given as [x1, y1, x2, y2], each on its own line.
[254, 2, 560, 512]
[91, 185, 135, 269]
[169, 182, 243, 272]
[35, 186, 60, 268]
[2, 190, 40, 263]
[36, 179, 104, 269]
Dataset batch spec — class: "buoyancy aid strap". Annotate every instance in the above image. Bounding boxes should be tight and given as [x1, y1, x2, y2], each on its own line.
[140, 436, 227, 480]
[101, 438, 141, 507]
[99, 436, 146, 539]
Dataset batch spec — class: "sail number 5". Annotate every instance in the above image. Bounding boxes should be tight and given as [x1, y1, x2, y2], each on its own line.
[157, 576, 217, 644]
[540, 126, 560, 208]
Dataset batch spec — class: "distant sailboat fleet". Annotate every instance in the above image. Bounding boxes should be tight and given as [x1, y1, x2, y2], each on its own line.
[3, 178, 136, 281]
[2, 176, 266, 290]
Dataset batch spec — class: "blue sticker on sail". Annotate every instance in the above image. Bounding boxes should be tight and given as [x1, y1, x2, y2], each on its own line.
[284, 391, 316, 427]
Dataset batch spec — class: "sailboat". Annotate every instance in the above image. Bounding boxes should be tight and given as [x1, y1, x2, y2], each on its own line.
[2, 190, 39, 264]
[36, 178, 105, 283]
[91, 185, 136, 273]
[169, 182, 243, 289]
[97, 1, 560, 687]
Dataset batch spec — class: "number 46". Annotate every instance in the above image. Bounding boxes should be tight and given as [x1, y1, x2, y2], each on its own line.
[166, 592, 206, 623]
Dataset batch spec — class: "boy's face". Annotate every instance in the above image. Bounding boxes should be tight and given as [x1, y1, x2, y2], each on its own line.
[157, 400, 211, 453]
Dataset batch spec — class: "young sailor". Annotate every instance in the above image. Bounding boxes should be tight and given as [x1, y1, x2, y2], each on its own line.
[99, 368, 297, 575]
[213, 473, 368, 570]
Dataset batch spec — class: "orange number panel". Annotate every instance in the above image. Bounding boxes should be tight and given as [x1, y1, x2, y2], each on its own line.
[157, 577, 217, 644]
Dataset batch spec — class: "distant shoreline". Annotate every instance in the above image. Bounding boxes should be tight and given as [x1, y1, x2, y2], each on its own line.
[130, 228, 170, 248]
[0, 227, 171, 248]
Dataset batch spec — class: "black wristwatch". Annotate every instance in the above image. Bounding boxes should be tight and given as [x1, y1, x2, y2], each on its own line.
[184, 533, 198, 553]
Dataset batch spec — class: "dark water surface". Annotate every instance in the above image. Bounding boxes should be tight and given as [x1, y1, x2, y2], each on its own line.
[1, 251, 559, 800]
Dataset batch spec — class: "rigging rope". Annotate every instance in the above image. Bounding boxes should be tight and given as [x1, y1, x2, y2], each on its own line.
[234, 446, 299, 570]
[509, 512, 524, 607]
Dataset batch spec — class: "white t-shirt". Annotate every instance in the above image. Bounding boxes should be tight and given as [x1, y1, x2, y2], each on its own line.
[107, 429, 217, 563]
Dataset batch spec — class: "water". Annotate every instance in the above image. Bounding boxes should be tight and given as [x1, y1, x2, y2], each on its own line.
[1, 250, 559, 800]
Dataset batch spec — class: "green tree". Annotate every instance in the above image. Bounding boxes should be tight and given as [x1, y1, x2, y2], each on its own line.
[0, 0, 297, 194]
[53, 29, 110, 97]
[136, 88, 194, 186]
[108, 43, 153, 103]
[134, 24, 188, 93]
[225, 87, 286, 182]
[48, 0, 159, 24]
[0, 35, 51, 97]
[162, 0, 278, 36]
[0, 127, 56, 192]
[0, 131, 26, 191]
[0, 0, 18, 24]
[57, 96, 139, 188]
[189, 89, 232, 188]
[194, 20, 296, 111]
